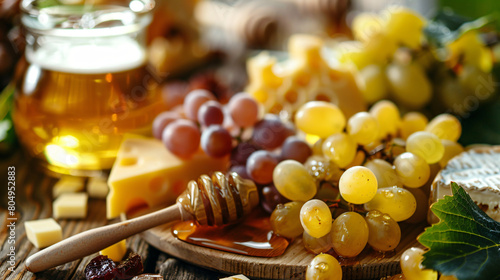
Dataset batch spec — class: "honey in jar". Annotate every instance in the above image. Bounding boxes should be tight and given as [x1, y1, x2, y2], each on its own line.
[13, 0, 165, 175]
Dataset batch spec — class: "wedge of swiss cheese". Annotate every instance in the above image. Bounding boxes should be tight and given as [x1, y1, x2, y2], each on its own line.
[107, 137, 229, 219]
[429, 146, 500, 223]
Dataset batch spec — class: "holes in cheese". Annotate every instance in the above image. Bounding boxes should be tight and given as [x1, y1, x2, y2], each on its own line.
[149, 176, 164, 193]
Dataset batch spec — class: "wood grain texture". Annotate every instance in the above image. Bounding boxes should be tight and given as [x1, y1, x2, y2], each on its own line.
[0, 152, 236, 280]
[1, 151, 418, 280]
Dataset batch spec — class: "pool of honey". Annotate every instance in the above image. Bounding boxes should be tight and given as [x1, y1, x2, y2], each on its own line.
[12, 58, 165, 174]
[172, 208, 290, 257]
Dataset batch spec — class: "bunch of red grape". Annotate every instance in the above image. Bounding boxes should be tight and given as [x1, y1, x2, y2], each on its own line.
[153, 89, 261, 159]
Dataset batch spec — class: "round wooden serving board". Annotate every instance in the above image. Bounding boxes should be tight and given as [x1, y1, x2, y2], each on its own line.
[138, 221, 425, 280]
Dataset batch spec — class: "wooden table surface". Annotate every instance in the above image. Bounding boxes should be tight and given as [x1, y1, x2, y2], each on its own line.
[1, 150, 398, 280]
[0, 150, 233, 280]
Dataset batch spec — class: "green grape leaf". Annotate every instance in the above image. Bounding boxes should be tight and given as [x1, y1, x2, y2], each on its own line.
[418, 182, 500, 280]
[424, 10, 498, 47]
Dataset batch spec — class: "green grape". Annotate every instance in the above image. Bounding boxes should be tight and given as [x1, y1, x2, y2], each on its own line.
[365, 210, 401, 252]
[386, 62, 432, 109]
[270, 201, 305, 239]
[356, 64, 389, 104]
[435, 76, 470, 115]
[314, 182, 340, 201]
[295, 101, 346, 138]
[369, 100, 401, 138]
[311, 138, 324, 155]
[300, 199, 333, 238]
[425, 114, 461, 142]
[389, 138, 407, 159]
[330, 212, 369, 258]
[322, 133, 357, 168]
[406, 131, 445, 164]
[305, 253, 342, 280]
[400, 112, 428, 140]
[364, 32, 398, 64]
[305, 155, 343, 183]
[345, 150, 366, 169]
[303, 230, 332, 254]
[335, 41, 375, 70]
[400, 247, 438, 280]
[384, 6, 425, 49]
[447, 31, 491, 72]
[459, 65, 496, 100]
[347, 112, 379, 145]
[339, 166, 378, 204]
[273, 160, 317, 201]
[364, 159, 402, 188]
[438, 140, 463, 168]
[404, 187, 428, 224]
[415, 48, 438, 70]
[394, 152, 430, 188]
[351, 13, 384, 43]
[364, 186, 416, 222]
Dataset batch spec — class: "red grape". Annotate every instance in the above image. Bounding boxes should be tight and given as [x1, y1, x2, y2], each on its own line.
[230, 142, 260, 166]
[280, 136, 312, 163]
[183, 89, 215, 121]
[197, 100, 224, 127]
[162, 119, 200, 159]
[152, 111, 181, 139]
[261, 185, 289, 214]
[246, 150, 279, 184]
[200, 125, 233, 158]
[251, 114, 295, 150]
[228, 92, 259, 127]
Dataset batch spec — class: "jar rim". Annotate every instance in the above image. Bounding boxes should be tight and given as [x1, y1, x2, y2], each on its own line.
[21, 0, 154, 36]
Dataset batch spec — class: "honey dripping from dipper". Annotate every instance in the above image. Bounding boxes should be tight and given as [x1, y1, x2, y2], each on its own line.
[173, 172, 289, 257]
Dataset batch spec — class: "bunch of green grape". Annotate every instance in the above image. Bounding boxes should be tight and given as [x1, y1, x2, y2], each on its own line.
[267, 99, 464, 279]
[338, 6, 497, 115]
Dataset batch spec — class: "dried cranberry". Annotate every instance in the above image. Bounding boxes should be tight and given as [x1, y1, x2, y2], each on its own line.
[84, 255, 117, 280]
[115, 253, 144, 279]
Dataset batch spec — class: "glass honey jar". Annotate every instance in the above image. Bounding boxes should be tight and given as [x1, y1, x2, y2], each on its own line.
[13, 0, 165, 175]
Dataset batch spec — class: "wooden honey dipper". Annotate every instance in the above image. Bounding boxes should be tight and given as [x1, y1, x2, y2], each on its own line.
[26, 172, 259, 273]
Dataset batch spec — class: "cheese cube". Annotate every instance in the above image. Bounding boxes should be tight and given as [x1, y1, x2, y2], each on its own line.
[107, 138, 229, 219]
[100, 239, 127, 262]
[52, 176, 85, 198]
[53, 193, 88, 219]
[87, 177, 109, 199]
[220, 275, 250, 280]
[25, 218, 63, 248]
